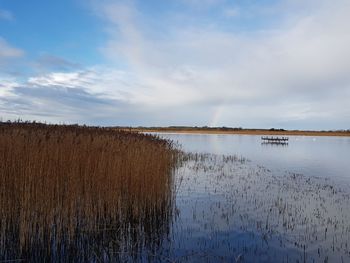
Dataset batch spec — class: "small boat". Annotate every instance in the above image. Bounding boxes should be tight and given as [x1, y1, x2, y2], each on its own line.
[261, 136, 289, 142]
[261, 136, 289, 145]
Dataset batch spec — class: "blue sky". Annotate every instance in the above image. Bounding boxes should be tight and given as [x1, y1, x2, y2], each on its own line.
[0, 0, 349, 129]
[0, 1, 104, 69]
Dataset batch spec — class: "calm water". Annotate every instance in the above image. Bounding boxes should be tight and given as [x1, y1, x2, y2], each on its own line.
[157, 133, 350, 181]
[156, 133, 350, 263]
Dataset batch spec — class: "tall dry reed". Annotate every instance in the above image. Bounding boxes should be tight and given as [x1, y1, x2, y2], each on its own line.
[0, 122, 178, 261]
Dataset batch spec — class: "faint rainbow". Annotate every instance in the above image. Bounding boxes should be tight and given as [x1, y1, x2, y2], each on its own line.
[209, 104, 226, 127]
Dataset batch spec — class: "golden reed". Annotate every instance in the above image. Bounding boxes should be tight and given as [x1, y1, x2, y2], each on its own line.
[0, 122, 178, 261]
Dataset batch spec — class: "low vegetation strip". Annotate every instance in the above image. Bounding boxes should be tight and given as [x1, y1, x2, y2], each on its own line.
[121, 126, 350, 136]
[0, 122, 178, 261]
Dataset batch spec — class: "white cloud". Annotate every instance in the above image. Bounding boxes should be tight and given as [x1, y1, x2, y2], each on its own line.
[27, 67, 136, 102]
[90, 0, 350, 128]
[0, 69, 137, 125]
[102, 2, 349, 94]
[0, 78, 19, 97]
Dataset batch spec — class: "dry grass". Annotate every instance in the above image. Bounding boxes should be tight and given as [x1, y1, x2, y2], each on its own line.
[0, 122, 178, 260]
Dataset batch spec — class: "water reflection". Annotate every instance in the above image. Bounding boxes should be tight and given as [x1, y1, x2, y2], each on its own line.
[156, 133, 350, 181]
[170, 153, 350, 262]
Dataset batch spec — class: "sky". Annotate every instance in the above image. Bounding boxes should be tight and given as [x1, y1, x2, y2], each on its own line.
[0, 0, 349, 130]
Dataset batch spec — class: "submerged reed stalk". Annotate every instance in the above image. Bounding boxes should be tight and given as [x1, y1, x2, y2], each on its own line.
[0, 122, 178, 261]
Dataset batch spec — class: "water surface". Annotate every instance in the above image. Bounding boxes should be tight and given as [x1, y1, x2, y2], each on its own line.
[156, 133, 350, 262]
[157, 133, 350, 181]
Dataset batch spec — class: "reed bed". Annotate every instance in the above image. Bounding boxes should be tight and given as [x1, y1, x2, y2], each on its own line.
[0, 122, 179, 261]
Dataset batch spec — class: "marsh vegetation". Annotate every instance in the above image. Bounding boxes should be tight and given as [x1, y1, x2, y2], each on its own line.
[0, 123, 178, 261]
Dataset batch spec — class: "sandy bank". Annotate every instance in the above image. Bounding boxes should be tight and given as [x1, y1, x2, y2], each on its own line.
[120, 128, 350, 137]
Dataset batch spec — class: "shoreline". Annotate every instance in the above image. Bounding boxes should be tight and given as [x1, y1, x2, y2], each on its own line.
[121, 128, 350, 137]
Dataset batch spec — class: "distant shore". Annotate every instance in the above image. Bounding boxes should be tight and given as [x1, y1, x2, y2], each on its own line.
[118, 127, 350, 137]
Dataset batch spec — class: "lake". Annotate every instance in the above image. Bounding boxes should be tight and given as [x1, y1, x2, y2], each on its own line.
[155, 133, 350, 263]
